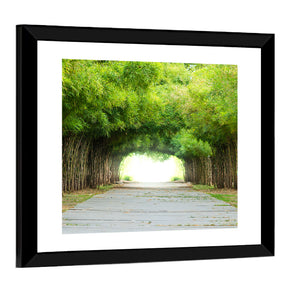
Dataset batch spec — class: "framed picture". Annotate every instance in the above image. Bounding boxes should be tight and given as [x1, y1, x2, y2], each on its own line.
[16, 25, 274, 267]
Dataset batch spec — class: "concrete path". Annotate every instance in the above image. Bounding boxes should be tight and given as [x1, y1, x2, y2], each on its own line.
[62, 182, 237, 234]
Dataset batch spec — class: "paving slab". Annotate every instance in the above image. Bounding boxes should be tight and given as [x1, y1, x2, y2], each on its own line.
[62, 182, 237, 234]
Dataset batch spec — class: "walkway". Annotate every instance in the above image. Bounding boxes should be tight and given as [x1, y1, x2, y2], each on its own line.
[62, 182, 237, 234]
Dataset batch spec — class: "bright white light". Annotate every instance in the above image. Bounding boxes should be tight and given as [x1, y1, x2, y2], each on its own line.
[120, 154, 184, 182]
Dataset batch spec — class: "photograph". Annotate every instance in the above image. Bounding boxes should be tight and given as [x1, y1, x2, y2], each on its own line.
[62, 59, 238, 234]
[16, 24, 273, 267]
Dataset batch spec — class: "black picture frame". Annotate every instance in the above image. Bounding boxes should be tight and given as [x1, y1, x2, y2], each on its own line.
[16, 24, 274, 268]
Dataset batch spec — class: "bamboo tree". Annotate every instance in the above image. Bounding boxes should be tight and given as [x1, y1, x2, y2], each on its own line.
[62, 60, 237, 191]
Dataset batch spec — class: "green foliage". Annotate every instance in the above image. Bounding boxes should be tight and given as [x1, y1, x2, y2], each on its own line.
[171, 129, 212, 159]
[185, 64, 238, 146]
[122, 175, 133, 181]
[62, 59, 237, 164]
[171, 176, 183, 181]
[62, 60, 185, 141]
[122, 61, 163, 90]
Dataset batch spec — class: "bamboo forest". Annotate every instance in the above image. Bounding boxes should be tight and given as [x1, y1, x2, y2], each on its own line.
[62, 59, 237, 192]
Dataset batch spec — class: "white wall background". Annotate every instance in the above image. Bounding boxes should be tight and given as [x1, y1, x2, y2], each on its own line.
[0, 1, 298, 299]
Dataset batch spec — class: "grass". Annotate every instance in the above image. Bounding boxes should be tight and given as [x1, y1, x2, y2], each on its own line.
[192, 184, 214, 191]
[97, 184, 114, 191]
[193, 184, 237, 208]
[208, 193, 237, 208]
[62, 184, 115, 213]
